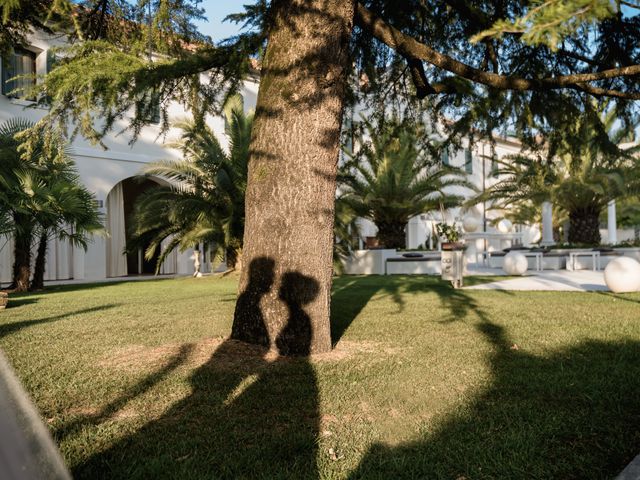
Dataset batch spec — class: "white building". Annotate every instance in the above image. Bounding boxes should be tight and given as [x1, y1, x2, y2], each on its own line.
[0, 30, 260, 284]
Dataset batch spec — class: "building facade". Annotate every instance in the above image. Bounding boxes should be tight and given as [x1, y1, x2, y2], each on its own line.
[0, 30, 259, 284]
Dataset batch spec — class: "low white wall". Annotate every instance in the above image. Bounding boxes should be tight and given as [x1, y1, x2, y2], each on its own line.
[616, 248, 640, 262]
[342, 249, 396, 275]
[386, 260, 441, 275]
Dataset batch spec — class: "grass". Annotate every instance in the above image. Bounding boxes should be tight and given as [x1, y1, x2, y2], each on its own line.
[1, 274, 640, 479]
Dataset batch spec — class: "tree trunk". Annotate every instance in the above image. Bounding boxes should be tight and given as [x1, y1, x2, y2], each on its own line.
[375, 220, 407, 249]
[232, 0, 355, 355]
[30, 232, 48, 291]
[568, 206, 601, 245]
[10, 214, 33, 293]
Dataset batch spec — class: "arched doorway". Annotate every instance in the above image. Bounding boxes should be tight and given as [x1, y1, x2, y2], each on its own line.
[105, 177, 177, 277]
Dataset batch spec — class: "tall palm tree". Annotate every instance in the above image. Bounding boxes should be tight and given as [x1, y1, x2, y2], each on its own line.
[131, 96, 252, 271]
[29, 164, 104, 290]
[338, 119, 472, 249]
[476, 103, 640, 245]
[0, 118, 40, 291]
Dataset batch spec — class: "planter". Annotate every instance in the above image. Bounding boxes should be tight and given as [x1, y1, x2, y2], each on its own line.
[0, 292, 7, 310]
[441, 242, 465, 251]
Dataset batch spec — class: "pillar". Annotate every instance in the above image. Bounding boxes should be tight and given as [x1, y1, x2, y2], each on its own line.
[607, 200, 617, 245]
[541, 201, 555, 246]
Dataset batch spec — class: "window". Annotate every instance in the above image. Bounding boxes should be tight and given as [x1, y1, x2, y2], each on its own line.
[147, 95, 160, 124]
[464, 148, 473, 174]
[491, 156, 499, 176]
[2, 48, 36, 98]
[441, 148, 449, 166]
[138, 91, 161, 124]
[46, 49, 60, 74]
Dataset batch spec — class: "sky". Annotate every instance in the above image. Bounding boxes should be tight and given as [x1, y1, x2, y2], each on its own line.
[193, 1, 638, 43]
[194, 1, 250, 42]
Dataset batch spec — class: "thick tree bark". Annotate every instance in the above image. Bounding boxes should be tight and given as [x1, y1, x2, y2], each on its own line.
[30, 232, 48, 291]
[10, 214, 33, 293]
[376, 220, 407, 249]
[232, 0, 355, 355]
[568, 206, 601, 245]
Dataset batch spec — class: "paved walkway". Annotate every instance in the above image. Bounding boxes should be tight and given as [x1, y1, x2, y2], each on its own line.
[465, 269, 608, 292]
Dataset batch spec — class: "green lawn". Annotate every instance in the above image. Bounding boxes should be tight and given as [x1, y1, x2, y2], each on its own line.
[1, 275, 640, 479]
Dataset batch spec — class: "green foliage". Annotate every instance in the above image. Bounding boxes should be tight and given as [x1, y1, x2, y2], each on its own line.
[2, 0, 634, 160]
[0, 0, 71, 57]
[617, 197, 640, 228]
[351, 0, 639, 154]
[333, 193, 361, 271]
[471, 0, 615, 50]
[338, 117, 472, 249]
[130, 96, 253, 271]
[474, 99, 640, 243]
[0, 118, 104, 244]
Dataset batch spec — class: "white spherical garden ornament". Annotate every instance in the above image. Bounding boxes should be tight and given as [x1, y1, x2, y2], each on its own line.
[528, 226, 542, 244]
[462, 216, 480, 233]
[503, 251, 528, 276]
[604, 257, 640, 293]
[497, 219, 513, 233]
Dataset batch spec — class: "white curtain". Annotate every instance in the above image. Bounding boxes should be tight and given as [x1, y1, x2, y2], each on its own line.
[44, 236, 73, 281]
[0, 236, 13, 285]
[106, 183, 127, 277]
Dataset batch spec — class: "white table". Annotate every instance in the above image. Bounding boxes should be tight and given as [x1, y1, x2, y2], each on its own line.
[522, 251, 543, 271]
[482, 251, 543, 271]
[567, 251, 600, 271]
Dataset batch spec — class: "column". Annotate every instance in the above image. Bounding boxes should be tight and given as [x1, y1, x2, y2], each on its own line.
[607, 200, 617, 245]
[541, 201, 555, 246]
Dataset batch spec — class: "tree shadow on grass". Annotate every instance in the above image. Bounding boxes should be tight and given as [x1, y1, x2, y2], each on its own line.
[0, 304, 120, 339]
[74, 258, 320, 479]
[349, 313, 640, 479]
[330, 275, 512, 343]
[3, 297, 40, 308]
[331, 276, 385, 345]
[55, 343, 195, 443]
[596, 291, 640, 305]
[68, 275, 639, 478]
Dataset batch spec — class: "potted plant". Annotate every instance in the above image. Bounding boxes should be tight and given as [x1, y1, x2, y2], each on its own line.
[435, 222, 465, 250]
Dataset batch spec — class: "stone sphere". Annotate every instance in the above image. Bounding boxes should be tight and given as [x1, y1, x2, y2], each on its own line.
[462, 216, 480, 233]
[497, 219, 513, 233]
[604, 257, 640, 293]
[528, 227, 542, 244]
[503, 251, 528, 276]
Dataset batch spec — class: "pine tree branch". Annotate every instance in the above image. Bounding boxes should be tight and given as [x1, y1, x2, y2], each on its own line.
[354, 2, 640, 99]
[404, 55, 435, 98]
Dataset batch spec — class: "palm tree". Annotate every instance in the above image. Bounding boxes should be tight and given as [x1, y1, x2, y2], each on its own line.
[29, 165, 104, 290]
[476, 103, 640, 245]
[333, 193, 360, 271]
[0, 118, 103, 291]
[0, 118, 41, 291]
[131, 96, 252, 272]
[338, 119, 472, 249]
